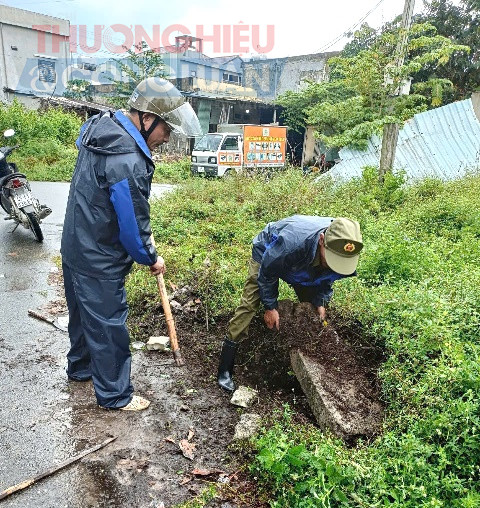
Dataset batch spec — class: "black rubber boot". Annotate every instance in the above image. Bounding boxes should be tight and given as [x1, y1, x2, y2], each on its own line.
[217, 338, 237, 392]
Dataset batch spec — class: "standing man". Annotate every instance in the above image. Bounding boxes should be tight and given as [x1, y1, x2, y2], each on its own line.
[61, 78, 201, 410]
[218, 215, 363, 392]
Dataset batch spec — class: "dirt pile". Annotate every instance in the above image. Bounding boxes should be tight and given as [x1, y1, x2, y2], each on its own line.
[238, 301, 382, 387]
[236, 301, 384, 439]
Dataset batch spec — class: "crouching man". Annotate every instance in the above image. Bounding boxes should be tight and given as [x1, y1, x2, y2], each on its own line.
[217, 215, 363, 392]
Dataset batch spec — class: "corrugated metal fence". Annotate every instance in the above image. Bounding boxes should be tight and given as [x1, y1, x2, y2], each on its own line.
[327, 97, 480, 181]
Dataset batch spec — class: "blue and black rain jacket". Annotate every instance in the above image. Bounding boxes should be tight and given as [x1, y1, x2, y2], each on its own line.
[61, 110, 157, 278]
[251, 215, 355, 310]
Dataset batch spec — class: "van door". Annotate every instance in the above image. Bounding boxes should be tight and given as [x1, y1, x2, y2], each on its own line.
[217, 135, 242, 177]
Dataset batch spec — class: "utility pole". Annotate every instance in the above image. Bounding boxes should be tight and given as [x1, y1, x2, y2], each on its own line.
[273, 61, 278, 123]
[379, 0, 415, 182]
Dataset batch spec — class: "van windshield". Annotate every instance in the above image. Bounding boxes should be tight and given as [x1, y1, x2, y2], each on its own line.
[194, 134, 223, 152]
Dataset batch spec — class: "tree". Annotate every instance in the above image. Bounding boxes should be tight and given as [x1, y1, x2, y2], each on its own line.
[341, 23, 379, 58]
[463, 0, 480, 11]
[278, 80, 356, 133]
[107, 41, 167, 108]
[278, 22, 469, 151]
[415, 0, 480, 99]
[63, 79, 94, 102]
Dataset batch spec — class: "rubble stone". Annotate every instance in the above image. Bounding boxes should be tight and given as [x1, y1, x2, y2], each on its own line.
[230, 385, 258, 408]
[169, 300, 183, 312]
[146, 336, 170, 351]
[233, 413, 262, 440]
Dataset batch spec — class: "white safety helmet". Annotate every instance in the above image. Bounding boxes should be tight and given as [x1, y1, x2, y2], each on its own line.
[128, 77, 202, 138]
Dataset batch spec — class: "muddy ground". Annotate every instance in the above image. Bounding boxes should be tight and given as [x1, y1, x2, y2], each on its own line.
[82, 287, 383, 507]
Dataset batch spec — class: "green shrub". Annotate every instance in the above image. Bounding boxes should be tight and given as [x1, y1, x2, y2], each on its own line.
[152, 157, 191, 184]
[0, 100, 81, 181]
[251, 406, 357, 507]
[0, 99, 81, 144]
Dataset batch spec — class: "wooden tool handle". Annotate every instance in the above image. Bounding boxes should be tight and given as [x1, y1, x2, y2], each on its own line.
[156, 273, 184, 366]
[150, 234, 184, 366]
[28, 309, 54, 325]
[0, 436, 116, 500]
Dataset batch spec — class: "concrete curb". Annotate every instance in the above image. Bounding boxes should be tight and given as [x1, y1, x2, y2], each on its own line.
[290, 348, 383, 440]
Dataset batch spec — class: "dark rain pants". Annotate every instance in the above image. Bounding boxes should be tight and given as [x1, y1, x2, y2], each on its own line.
[227, 258, 319, 342]
[62, 263, 133, 408]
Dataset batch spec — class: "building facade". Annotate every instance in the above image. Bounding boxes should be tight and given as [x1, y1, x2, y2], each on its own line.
[0, 5, 70, 108]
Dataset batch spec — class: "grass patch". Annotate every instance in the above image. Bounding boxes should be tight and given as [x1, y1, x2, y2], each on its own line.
[13, 138, 80, 181]
[176, 485, 218, 508]
[152, 156, 191, 184]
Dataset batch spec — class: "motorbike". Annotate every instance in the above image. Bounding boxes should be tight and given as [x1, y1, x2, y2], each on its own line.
[0, 129, 51, 242]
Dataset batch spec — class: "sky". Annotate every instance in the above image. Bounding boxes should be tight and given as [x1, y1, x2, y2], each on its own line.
[1, 0, 463, 58]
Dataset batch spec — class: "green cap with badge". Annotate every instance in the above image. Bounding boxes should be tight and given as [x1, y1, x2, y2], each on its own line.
[324, 218, 363, 275]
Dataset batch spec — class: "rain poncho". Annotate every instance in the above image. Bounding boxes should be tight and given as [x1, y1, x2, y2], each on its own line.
[62, 110, 157, 277]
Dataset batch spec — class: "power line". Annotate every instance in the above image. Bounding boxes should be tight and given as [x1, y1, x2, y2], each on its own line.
[315, 0, 386, 53]
[314, 0, 387, 54]
[72, 27, 129, 58]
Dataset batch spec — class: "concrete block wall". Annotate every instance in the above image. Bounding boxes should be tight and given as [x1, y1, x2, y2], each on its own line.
[243, 51, 338, 102]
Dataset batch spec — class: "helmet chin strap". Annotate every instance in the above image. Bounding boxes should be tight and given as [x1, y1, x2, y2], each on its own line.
[137, 111, 161, 143]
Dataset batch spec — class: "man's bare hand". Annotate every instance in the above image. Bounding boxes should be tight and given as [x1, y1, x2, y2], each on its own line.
[264, 309, 280, 330]
[317, 305, 327, 322]
[149, 257, 166, 275]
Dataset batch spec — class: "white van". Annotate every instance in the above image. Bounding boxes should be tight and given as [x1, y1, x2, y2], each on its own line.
[191, 124, 287, 177]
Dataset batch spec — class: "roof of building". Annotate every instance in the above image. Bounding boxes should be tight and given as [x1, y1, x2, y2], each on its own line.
[243, 51, 339, 65]
[40, 96, 109, 115]
[182, 90, 270, 104]
[172, 54, 242, 73]
[0, 4, 69, 34]
[207, 55, 242, 65]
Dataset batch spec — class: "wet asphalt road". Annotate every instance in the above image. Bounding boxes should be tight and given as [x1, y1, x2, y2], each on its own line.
[0, 182, 173, 507]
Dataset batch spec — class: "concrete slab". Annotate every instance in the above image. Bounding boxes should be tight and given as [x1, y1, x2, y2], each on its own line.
[290, 346, 383, 440]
